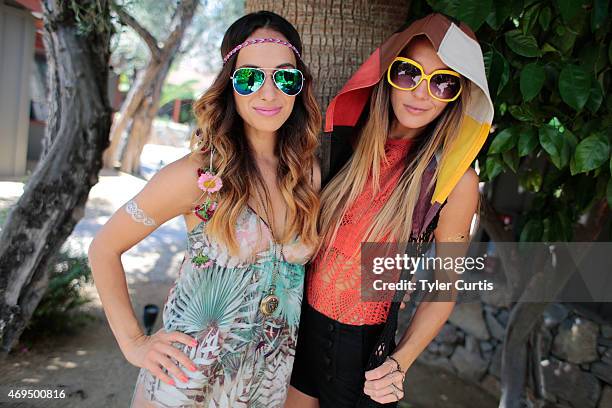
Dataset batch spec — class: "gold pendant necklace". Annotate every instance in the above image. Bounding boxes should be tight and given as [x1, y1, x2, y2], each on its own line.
[259, 291, 279, 316]
[255, 192, 286, 317]
[259, 287, 278, 316]
[259, 243, 281, 316]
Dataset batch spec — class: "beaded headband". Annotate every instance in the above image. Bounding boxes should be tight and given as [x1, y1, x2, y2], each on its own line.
[223, 37, 301, 64]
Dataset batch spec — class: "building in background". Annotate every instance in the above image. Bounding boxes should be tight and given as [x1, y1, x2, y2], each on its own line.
[0, 0, 120, 178]
[0, 0, 37, 178]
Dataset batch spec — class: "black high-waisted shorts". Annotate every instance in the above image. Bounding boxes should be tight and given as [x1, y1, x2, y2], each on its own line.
[290, 302, 398, 408]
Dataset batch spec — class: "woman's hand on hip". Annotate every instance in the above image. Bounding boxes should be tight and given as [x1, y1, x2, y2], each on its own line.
[123, 328, 199, 386]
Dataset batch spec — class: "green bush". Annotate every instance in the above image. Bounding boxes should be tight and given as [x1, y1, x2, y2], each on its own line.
[2, 197, 95, 346]
[2, 201, 95, 346]
[0, 207, 9, 228]
[416, 0, 611, 242]
[21, 249, 96, 343]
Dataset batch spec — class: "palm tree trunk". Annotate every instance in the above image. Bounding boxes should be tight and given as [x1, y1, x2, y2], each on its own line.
[245, 0, 411, 178]
[246, 0, 411, 111]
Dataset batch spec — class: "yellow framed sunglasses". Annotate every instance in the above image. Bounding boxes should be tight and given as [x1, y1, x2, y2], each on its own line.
[387, 56, 463, 102]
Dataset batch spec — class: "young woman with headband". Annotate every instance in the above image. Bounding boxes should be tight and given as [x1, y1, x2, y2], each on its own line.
[89, 10, 322, 407]
[287, 12, 494, 408]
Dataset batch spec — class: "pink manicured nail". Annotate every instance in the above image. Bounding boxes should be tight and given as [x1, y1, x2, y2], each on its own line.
[168, 379, 175, 386]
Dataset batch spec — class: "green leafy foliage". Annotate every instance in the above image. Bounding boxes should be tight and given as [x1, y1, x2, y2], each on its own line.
[21, 250, 95, 344]
[159, 80, 199, 108]
[422, 0, 611, 241]
[520, 63, 545, 101]
[559, 64, 591, 111]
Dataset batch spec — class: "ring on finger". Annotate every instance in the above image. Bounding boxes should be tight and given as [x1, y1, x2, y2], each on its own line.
[391, 367, 406, 383]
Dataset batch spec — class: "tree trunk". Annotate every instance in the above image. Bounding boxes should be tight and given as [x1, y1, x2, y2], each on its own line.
[102, 0, 198, 171]
[119, 55, 174, 175]
[246, 0, 411, 112]
[498, 199, 609, 407]
[102, 62, 162, 168]
[0, 0, 112, 357]
[245, 0, 411, 177]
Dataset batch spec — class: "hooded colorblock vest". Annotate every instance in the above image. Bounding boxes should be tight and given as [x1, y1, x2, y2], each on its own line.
[318, 13, 494, 407]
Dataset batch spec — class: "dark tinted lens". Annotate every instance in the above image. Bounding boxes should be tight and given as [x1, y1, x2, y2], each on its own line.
[390, 60, 421, 89]
[273, 69, 303, 96]
[233, 68, 264, 95]
[429, 74, 461, 100]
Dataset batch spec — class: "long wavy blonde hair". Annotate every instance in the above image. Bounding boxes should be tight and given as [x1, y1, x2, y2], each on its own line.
[188, 11, 322, 256]
[317, 54, 472, 259]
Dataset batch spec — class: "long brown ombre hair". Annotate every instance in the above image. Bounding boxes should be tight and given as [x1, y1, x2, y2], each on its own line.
[188, 11, 321, 256]
[317, 41, 472, 259]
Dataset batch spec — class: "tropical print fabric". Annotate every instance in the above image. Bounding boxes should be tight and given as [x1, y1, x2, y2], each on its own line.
[129, 205, 314, 407]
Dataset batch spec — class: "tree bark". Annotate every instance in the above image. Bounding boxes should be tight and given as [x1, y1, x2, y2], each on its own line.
[0, 0, 113, 357]
[102, 0, 198, 171]
[120, 56, 173, 174]
[498, 199, 610, 407]
[245, 0, 411, 177]
[246, 0, 411, 113]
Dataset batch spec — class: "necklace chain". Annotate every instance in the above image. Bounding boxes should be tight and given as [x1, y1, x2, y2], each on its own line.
[253, 177, 288, 317]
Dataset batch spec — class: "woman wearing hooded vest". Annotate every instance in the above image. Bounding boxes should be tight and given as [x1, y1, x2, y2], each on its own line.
[286, 13, 494, 408]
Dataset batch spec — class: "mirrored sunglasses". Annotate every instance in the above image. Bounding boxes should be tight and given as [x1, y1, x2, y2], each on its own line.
[231, 67, 304, 97]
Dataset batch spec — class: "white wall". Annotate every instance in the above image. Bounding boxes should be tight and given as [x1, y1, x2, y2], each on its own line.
[0, 1, 35, 177]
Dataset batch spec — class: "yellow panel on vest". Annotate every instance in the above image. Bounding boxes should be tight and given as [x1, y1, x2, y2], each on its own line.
[432, 115, 490, 204]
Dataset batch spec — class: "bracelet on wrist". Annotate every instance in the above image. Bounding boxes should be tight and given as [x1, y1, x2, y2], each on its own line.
[387, 355, 406, 382]
[387, 355, 404, 372]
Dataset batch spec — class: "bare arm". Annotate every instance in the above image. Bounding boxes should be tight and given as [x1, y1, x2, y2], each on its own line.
[87, 153, 205, 379]
[364, 167, 480, 403]
[390, 167, 479, 371]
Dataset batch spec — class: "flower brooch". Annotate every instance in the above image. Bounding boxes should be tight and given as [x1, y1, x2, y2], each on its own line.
[194, 167, 222, 222]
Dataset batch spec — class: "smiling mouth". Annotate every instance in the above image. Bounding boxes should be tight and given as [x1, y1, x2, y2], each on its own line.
[403, 104, 428, 113]
[254, 107, 282, 116]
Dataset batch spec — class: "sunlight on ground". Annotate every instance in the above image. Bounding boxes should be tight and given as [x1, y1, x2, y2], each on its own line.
[0, 181, 24, 198]
[0, 144, 193, 285]
[48, 357, 78, 369]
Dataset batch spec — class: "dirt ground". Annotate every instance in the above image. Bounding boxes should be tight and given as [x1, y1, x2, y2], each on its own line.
[1, 281, 170, 408]
[1, 282, 497, 408]
[0, 166, 498, 408]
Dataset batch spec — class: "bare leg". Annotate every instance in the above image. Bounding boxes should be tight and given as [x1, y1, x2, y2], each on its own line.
[285, 385, 319, 408]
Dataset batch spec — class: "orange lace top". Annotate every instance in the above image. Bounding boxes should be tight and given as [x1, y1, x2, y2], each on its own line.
[306, 136, 415, 325]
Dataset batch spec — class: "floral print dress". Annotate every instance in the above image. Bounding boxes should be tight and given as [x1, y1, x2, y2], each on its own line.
[129, 198, 315, 408]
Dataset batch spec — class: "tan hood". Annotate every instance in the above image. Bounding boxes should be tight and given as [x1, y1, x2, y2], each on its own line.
[324, 13, 494, 206]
